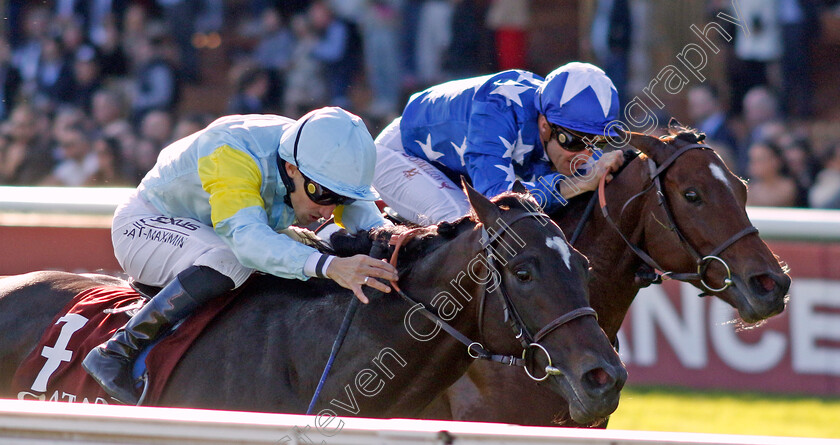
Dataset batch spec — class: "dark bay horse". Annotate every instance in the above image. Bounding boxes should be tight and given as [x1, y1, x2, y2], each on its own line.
[0, 185, 626, 424]
[424, 127, 792, 426]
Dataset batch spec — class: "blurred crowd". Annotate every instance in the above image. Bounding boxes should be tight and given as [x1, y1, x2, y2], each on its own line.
[682, 0, 840, 209]
[0, 0, 839, 210]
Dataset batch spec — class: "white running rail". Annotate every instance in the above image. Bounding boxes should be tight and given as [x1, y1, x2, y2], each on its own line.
[0, 400, 835, 445]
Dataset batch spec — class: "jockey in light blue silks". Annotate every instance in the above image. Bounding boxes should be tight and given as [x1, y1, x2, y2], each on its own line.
[83, 107, 399, 405]
[373, 62, 626, 224]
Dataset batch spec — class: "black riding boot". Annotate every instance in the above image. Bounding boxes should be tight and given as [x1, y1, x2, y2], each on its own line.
[82, 265, 234, 404]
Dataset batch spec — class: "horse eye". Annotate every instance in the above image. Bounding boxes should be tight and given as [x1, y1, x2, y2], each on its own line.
[683, 188, 702, 204]
[514, 269, 531, 282]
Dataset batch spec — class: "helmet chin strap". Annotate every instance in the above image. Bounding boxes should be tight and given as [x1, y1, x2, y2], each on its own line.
[278, 116, 314, 208]
[277, 157, 295, 208]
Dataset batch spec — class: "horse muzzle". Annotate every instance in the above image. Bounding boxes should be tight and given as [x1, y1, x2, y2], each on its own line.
[728, 272, 790, 323]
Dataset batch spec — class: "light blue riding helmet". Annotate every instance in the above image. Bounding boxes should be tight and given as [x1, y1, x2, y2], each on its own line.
[535, 62, 620, 136]
[278, 107, 379, 201]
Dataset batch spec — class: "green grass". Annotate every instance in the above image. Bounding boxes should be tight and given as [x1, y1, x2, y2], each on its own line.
[608, 386, 840, 439]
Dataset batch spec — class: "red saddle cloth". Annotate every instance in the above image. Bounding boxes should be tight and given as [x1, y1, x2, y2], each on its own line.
[12, 285, 236, 405]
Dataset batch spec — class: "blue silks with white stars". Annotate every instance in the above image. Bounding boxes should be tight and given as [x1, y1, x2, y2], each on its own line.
[398, 69, 605, 213]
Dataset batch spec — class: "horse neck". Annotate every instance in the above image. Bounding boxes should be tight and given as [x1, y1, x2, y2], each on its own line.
[573, 157, 653, 340]
[356, 223, 488, 414]
[397, 223, 486, 339]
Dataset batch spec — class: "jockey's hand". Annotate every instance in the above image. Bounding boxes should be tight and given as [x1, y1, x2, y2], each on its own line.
[326, 255, 399, 304]
[578, 150, 624, 192]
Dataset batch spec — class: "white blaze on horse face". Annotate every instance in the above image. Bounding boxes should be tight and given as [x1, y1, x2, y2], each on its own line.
[546, 236, 571, 269]
[709, 163, 732, 191]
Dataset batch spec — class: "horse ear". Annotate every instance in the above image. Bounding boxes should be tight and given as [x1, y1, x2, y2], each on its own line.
[511, 180, 528, 194]
[626, 131, 671, 165]
[462, 177, 501, 224]
[669, 117, 683, 130]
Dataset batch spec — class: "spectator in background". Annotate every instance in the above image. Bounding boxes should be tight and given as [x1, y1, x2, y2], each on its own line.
[251, 7, 294, 109]
[129, 36, 178, 126]
[12, 6, 51, 99]
[63, 0, 129, 49]
[810, 143, 840, 209]
[41, 125, 98, 186]
[158, 0, 201, 82]
[92, 88, 131, 139]
[778, 0, 822, 118]
[96, 14, 129, 78]
[120, 3, 150, 59]
[590, 0, 631, 108]
[444, 0, 493, 79]
[0, 37, 23, 122]
[57, 17, 90, 62]
[686, 84, 740, 172]
[227, 66, 270, 115]
[129, 137, 160, 183]
[746, 140, 799, 207]
[399, 0, 422, 92]
[33, 36, 75, 110]
[741, 86, 781, 149]
[309, 1, 353, 108]
[487, 0, 529, 71]
[0, 104, 54, 185]
[781, 136, 820, 206]
[85, 135, 132, 186]
[70, 46, 103, 112]
[415, 0, 453, 86]
[361, 0, 402, 121]
[727, 0, 781, 115]
[284, 14, 328, 117]
[172, 113, 211, 141]
[139, 110, 174, 149]
[52, 105, 90, 144]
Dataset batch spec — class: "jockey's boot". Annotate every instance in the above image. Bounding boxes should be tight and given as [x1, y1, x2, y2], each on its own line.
[82, 265, 234, 405]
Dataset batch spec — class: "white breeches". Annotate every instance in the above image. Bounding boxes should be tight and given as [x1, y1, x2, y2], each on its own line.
[111, 192, 254, 288]
[373, 118, 470, 225]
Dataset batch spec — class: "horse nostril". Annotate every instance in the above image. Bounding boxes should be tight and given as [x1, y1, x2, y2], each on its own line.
[750, 273, 786, 295]
[758, 274, 776, 292]
[584, 367, 612, 390]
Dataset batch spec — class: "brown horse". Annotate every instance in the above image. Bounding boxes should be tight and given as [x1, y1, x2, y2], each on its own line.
[0, 185, 626, 424]
[423, 127, 791, 426]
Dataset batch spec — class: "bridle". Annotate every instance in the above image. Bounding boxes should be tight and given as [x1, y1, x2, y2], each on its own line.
[388, 210, 596, 382]
[598, 142, 758, 293]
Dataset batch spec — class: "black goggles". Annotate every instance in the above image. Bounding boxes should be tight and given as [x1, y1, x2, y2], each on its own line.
[291, 116, 355, 206]
[302, 174, 356, 206]
[550, 124, 609, 153]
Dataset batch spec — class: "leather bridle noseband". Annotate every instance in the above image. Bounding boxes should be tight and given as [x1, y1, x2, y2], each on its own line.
[388, 210, 596, 382]
[598, 143, 758, 293]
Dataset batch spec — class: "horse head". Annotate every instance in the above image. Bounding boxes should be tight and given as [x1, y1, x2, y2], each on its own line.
[617, 125, 791, 323]
[459, 182, 626, 423]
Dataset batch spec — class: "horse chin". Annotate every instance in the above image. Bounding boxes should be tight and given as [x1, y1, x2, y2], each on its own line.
[725, 275, 788, 324]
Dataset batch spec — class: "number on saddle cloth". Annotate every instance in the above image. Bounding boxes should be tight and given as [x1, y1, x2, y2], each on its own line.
[11, 285, 237, 405]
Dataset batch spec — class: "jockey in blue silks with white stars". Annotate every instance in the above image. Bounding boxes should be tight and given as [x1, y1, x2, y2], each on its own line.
[83, 107, 398, 405]
[373, 62, 625, 224]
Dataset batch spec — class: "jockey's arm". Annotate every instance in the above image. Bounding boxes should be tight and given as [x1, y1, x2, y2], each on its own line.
[199, 144, 322, 280]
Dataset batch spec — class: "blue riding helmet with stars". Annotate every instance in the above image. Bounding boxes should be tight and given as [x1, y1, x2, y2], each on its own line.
[535, 62, 620, 137]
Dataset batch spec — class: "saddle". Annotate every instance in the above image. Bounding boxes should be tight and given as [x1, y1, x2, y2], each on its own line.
[11, 285, 238, 405]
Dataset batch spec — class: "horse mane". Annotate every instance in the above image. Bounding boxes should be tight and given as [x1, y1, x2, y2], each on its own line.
[327, 192, 539, 270]
[327, 218, 471, 270]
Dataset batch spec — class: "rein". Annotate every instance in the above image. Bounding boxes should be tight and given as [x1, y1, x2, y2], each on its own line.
[387, 211, 596, 381]
[598, 143, 758, 293]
